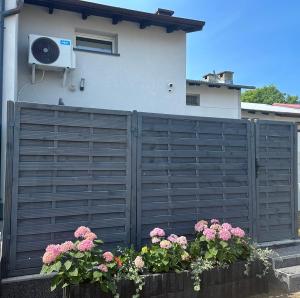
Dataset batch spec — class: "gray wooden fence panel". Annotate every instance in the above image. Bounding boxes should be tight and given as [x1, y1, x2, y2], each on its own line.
[136, 113, 253, 246]
[7, 102, 132, 277]
[255, 120, 297, 242]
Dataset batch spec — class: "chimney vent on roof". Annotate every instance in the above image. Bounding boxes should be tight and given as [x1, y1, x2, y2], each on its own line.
[156, 8, 174, 16]
[203, 73, 218, 83]
[217, 71, 234, 84]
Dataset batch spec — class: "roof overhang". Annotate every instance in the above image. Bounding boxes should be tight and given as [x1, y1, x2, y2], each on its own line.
[187, 79, 255, 90]
[241, 102, 300, 117]
[24, 0, 205, 33]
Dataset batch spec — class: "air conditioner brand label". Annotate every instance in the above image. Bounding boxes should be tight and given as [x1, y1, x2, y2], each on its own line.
[60, 40, 71, 46]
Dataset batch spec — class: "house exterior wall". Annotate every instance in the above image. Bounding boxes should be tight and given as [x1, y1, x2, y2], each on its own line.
[186, 84, 241, 119]
[17, 4, 189, 115]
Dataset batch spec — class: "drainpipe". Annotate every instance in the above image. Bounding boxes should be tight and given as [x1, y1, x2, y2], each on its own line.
[0, 0, 23, 215]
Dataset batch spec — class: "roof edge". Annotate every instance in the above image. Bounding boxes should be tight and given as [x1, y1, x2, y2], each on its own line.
[24, 0, 205, 33]
[187, 79, 255, 90]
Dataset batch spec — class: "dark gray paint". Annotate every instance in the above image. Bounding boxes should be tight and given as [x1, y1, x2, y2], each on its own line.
[254, 120, 297, 242]
[2, 102, 298, 277]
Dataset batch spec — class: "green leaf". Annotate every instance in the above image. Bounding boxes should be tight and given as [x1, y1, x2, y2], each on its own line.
[94, 239, 104, 244]
[220, 241, 228, 248]
[93, 271, 102, 279]
[64, 260, 72, 271]
[50, 283, 57, 292]
[62, 283, 69, 289]
[69, 268, 78, 277]
[53, 261, 62, 272]
[40, 264, 49, 275]
[74, 252, 85, 258]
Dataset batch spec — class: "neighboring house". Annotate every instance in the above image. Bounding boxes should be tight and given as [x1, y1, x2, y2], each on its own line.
[186, 72, 254, 119]
[2, 0, 254, 120]
[242, 102, 300, 234]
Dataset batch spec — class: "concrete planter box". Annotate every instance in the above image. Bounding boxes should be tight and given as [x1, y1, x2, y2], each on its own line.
[1, 261, 268, 298]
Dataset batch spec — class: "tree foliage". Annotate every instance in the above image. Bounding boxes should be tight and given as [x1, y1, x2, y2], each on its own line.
[241, 85, 299, 105]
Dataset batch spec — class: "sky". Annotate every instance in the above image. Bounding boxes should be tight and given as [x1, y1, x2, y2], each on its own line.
[91, 0, 300, 96]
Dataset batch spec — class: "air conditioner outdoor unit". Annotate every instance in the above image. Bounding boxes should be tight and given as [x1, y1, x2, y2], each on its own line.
[28, 34, 76, 70]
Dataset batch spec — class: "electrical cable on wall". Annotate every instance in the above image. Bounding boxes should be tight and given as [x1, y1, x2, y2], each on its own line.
[17, 70, 45, 101]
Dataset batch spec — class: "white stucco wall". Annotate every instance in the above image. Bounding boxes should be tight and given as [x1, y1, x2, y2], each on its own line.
[186, 84, 241, 119]
[17, 4, 190, 115]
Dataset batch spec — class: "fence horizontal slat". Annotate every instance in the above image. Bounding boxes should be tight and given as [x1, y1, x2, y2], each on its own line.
[142, 150, 247, 158]
[141, 175, 248, 183]
[141, 210, 249, 225]
[142, 137, 247, 147]
[18, 204, 126, 219]
[20, 131, 127, 143]
[20, 115, 128, 129]
[18, 190, 128, 202]
[19, 147, 128, 157]
[142, 198, 249, 210]
[18, 218, 127, 235]
[18, 176, 127, 186]
[142, 186, 249, 197]
[19, 162, 127, 171]
[142, 163, 248, 170]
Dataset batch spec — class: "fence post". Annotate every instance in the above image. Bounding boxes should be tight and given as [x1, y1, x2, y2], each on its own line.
[292, 123, 298, 239]
[1, 101, 15, 278]
[249, 119, 258, 241]
[130, 110, 138, 248]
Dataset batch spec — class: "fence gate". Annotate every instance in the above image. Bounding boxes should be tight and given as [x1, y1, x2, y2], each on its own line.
[254, 120, 298, 242]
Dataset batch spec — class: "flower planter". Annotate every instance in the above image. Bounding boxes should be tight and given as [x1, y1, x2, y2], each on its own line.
[65, 260, 268, 298]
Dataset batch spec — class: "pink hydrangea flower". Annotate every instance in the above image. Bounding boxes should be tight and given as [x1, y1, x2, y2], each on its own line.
[77, 239, 94, 252]
[221, 223, 232, 230]
[219, 228, 232, 241]
[42, 251, 58, 264]
[211, 219, 220, 224]
[194, 220, 208, 233]
[60, 241, 75, 253]
[98, 264, 108, 272]
[167, 234, 178, 242]
[74, 226, 91, 238]
[210, 224, 221, 230]
[150, 227, 165, 238]
[203, 228, 216, 241]
[134, 256, 144, 269]
[103, 251, 114, 262]
[231, 227, 245, 238]
[176, 236, 188, 249]
[152, 237, 160, 244]
[46, 244, 61, 255]
[160, 240, 172, 249]
[84, 232, 97, 241]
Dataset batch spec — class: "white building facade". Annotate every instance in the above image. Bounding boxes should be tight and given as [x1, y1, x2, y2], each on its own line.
[3, 0, 255, 120]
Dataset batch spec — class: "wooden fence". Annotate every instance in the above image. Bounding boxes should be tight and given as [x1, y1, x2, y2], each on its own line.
[1, 101, 298, 277]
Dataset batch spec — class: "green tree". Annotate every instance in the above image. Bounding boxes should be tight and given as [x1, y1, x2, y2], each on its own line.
[241, 85, 299, 105]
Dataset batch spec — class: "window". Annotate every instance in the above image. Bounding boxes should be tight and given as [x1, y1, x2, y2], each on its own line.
[75, 33, 118, 55]
[186, 95, 200, 106]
